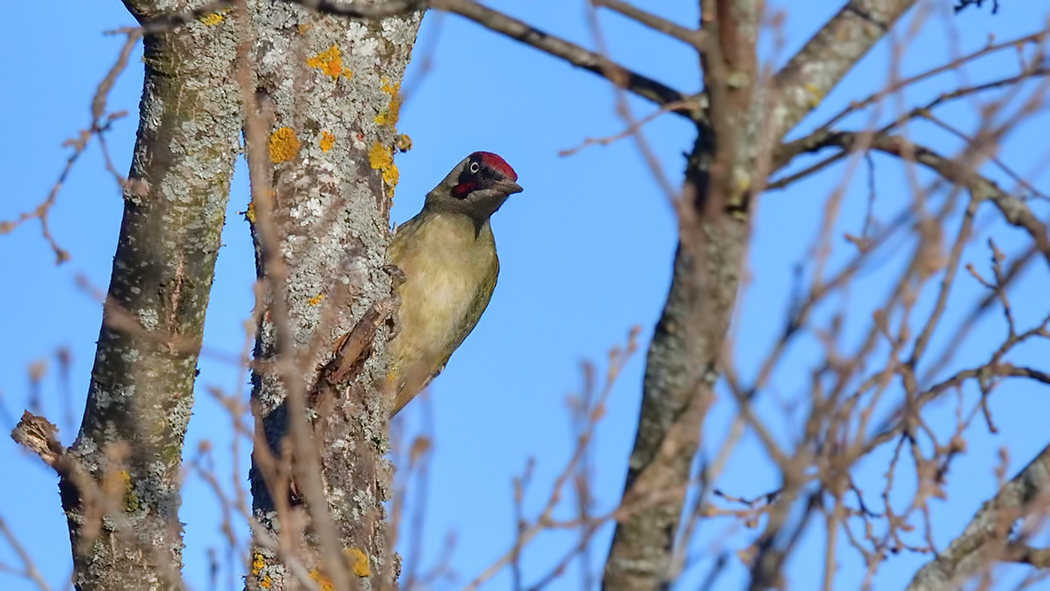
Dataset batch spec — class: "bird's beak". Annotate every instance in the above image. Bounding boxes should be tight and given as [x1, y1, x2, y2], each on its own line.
[494, 179, 523, 195]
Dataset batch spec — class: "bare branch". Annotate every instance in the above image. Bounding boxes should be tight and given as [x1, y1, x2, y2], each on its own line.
[774, 0, 918, 139]
[778, 65, 1050, 176]
[10, 411, 63, 469]
[593, 0, 706, 48]
[779, 131, 1050, 269]
[0, 516, 53, 591]
[0, 28, 140, 264]
[430, 0, 699, 119]
[816, 31, 1049, 130]
[559, 98, 705, 157]
[905, 445, 1050, 591]
[1004, 544, 1050, 569]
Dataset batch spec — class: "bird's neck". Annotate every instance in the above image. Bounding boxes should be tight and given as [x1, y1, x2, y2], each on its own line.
[417, 207, 493, 241]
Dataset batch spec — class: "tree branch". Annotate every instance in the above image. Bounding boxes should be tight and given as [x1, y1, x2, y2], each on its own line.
[814, 31, 1049, 131]
[1003, 544, 1050, 569]
[781, 130, 1050, 269]
[776, 65, 1050, 175]
[593, 0, 707, 49]
[430, 0, 699, 119]
[905, 444, 1050, 591]
[773, 0, 918, 139]
[10, 411, 64, 469]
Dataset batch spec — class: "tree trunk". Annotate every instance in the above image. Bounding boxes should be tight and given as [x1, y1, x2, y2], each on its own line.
[243, 2, 422, 590]
[62, 3, 242, 588]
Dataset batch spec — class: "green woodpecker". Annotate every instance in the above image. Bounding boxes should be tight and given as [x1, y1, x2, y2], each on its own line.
[387, 152, 522, 416]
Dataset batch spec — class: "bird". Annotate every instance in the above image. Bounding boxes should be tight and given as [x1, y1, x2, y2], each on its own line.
[386, 151, 523, 416]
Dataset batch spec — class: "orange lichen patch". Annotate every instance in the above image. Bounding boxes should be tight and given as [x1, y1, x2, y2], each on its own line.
[268, 127, 300, 163]
[368, 142, 398, 198]
[259, 576, 272, 589]
[373, 78, 401, 131]
[308, 568, 333, 591]
[199, 10, 227, 26]
[345, 548, 370, 577]
[244, 200, 256, 224]
[343, 68, 353, 79]
[251, 553, 265, 576]
[307, 293, 324, 306]
[319, 131, 335, 152]
[297, 23, 312, 34]
[307, 45, 345, 80]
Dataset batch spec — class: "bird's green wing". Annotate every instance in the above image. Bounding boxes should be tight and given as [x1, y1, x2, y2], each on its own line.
[387, 214, 421, 266]
[446, 253, 499, 365]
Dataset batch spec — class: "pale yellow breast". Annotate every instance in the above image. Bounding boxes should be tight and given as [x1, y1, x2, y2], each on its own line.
[388, 212, 498, 394]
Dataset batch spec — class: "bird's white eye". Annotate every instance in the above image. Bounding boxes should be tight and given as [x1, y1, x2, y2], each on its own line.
[469, 161, 480, 173]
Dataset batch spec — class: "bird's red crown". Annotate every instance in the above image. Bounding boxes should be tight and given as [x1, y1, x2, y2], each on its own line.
[473, 152, 517, 181]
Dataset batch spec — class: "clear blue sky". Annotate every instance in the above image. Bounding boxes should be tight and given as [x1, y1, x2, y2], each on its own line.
[2, 2, 1049, 591]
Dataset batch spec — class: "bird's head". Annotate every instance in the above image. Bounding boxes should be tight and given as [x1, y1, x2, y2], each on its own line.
[425, 152, 523, 220]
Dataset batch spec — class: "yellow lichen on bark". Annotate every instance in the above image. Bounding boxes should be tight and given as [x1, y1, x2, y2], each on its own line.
[373, 78, 401, 131]
[803, 83, 824, 108]
[118, 470, 139, 512]
[368, 142, 398, 198]
[319, 131, 335, 152]
[307, 293, 324, 306]
[199, 11, 226, 26]
[252, 553, 272, 588]
[304, 549, 368, 589]
[308, 569, 333, 591]
[307, 46, 346, 80]
[268, 127, 300, 163]
[345, 548, 370, 577]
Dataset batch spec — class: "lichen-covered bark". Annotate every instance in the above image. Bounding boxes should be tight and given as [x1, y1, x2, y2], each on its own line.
[773, 0, 916, 138]
[244, 3, 422, 590]
[64, 5, 242, 589]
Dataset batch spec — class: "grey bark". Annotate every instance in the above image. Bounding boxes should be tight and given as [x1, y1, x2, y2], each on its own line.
[906, 444, 1050, 591]
[62, 2, 242, 589]
[243, 2, 422, 590]
[773, 0, 917, 139]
